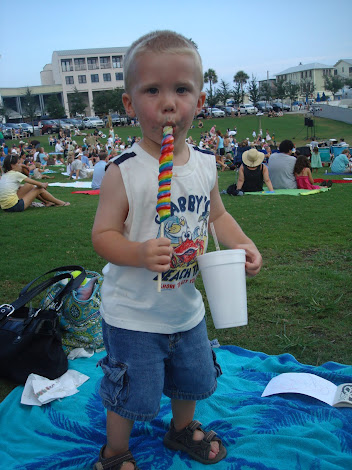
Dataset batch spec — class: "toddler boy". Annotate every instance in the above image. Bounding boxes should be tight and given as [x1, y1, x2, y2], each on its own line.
[92, 30, 262, 470]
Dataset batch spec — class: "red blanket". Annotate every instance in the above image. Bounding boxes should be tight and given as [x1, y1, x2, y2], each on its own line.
[314, 178, 352, 184]
[71, 190, 100, 195]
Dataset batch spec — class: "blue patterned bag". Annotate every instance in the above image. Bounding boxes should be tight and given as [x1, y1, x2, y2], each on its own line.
[41, 270, 104, 354]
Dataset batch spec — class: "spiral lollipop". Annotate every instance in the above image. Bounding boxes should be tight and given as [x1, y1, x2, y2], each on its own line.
[157, 126, 174, 291]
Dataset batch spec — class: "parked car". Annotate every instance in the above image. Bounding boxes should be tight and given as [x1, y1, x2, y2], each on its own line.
[239, 104, 258, 115]
[82, 116, 105, 128]
[208, 107, 225, 118]
[0, 123, 16, 138]
[195, 108, 209, 119]
[220, 106, 237, 116]
[1, 123, 23, 138]
[18, 123, 34, 135]
[62, 118, 84, 130]
[41, 120, 60, 134]
[104, 113, 130, 126]
[272, 102, 290, 112]
[255, 102, 273, 113]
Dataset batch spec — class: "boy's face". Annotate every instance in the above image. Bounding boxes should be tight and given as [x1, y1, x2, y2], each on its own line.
[123, 52, 205, 152]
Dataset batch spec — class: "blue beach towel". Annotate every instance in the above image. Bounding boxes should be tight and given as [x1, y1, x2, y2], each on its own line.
[0, 346, 351, 469]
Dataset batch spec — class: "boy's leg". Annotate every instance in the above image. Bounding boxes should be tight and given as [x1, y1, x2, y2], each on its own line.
[171, 399, 219, 459]
[105, 411, 134, 457]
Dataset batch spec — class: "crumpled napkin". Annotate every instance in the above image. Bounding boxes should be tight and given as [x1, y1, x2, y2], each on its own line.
[67, 347, 94, 360]
[21, 369, 89, 406]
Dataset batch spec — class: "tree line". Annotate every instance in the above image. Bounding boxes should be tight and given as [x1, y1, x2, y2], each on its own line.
[203, 68, 352, 108]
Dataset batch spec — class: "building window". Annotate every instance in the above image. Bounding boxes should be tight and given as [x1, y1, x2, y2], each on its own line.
[65, 76, 74, 85]
[112, 55, 123, 68]
[61, 59, 73, 72]
[100, 57, 111, 69]
[91, 74, 99, 83]
[349, 67, 352, 73]
[342, 67, 344, 73]
[87, 57, 99, 70]
[115, 72, 124, 81]
[74, 58, 86, 71]
[334, 69, 337, 75]
[309, 71, 312, 78]
[78, 75, 87, 84]
[103, 73, 111, 82]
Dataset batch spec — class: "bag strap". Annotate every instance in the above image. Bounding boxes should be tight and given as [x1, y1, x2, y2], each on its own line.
[19, 266, 86, 298]
[0, 267, 87, 321]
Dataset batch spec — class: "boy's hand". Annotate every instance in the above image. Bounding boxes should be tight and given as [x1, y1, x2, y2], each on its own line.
[139, 237, 173, 272]
[236, 243, 262, 277]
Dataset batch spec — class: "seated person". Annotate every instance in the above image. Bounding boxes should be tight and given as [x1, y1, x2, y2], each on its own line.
[38, 147, 49, 166]
[33, 162, 55, 180]
[0, 155, 69, 211]
[268, 139, 297, 189]
[337, 138, 349, 147]
[330, 149, 352, 173]
[70, 154, 94, 180]
[294, 156, 332, 189]
[92, 151, 108, 189]
[236, 149, 274, 193]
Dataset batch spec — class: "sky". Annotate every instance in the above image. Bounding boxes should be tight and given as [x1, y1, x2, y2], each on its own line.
[1, 0, 352, 90]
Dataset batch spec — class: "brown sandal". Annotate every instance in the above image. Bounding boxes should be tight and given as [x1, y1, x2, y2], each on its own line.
[163, 419, 227, 465]
[93, 446, 140, 470]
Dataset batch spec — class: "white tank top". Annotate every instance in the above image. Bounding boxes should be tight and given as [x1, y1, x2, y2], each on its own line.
[100, 143, 216, 334]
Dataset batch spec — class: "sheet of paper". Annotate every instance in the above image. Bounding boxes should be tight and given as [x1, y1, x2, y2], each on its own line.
[261, 372, 337, 406]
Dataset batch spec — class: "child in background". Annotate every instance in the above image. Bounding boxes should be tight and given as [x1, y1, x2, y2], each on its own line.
[310, 147, 322, 173]
[33, 162, 54, 180]
[294, 155, 332, 189]
[92, 30, 262, 470]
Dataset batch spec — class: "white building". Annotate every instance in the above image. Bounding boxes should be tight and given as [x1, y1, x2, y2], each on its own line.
[41, 47, 128, 116]
[275, 62, 335, 98]
[334, 59, 352, 79]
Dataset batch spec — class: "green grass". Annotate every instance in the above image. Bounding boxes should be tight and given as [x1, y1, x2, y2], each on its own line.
[1, 114, 352, 400]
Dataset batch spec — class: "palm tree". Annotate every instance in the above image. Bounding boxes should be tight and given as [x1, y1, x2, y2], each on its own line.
[204, 69, 218, 115]
[234, 70, 249, 103]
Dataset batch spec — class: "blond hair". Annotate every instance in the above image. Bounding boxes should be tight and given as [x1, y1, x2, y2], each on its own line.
[124, 30, 203, 93]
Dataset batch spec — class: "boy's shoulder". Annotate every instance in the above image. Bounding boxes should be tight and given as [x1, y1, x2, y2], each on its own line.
[109, 150, 137, 167]
[192, 145, 214, 156]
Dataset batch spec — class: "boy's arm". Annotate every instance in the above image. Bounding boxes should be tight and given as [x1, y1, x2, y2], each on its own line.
[209, 178, 262, 276]
[92, 164, 172, 272]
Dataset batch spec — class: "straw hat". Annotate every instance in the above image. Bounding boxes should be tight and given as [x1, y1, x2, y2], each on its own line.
[242, 148, 264, 167]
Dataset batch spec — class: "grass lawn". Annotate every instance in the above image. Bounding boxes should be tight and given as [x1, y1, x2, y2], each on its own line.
[1, 114, 352, 400]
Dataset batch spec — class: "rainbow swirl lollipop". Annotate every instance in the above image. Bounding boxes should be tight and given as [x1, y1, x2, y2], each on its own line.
[157, 126, 174, 222]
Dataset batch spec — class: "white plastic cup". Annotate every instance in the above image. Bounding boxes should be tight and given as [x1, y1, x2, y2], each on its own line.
[197, 249, 247, 329]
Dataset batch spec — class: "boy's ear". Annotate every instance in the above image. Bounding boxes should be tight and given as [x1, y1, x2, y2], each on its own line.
[122, 93, 136, 118]
[196, 92, 206, 115]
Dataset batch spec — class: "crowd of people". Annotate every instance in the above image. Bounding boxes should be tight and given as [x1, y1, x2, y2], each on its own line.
[1, 112, 351, 212]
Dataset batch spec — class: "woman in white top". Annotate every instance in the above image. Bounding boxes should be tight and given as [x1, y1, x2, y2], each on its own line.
[0, 154, 70, 212]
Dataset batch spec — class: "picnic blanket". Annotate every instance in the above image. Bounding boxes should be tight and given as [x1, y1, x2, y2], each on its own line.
[1, 346, 351, 469]
[71, 190, 100, 195]
[314, 178, 352, 184]
[48, 182, 93, 188]
[326, 172, 352, 175]
[245, 188, 329, 196]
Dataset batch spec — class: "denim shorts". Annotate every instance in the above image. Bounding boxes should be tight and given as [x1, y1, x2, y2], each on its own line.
[4, 199, 25, 212]
[98, 318, 222, 421]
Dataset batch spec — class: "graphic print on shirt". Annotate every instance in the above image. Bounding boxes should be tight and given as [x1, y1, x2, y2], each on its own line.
[154, 194, 210, 290]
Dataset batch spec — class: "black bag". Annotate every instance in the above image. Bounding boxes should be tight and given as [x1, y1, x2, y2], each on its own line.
[0, 266, 86, 384]
[226, 183, 241, 196]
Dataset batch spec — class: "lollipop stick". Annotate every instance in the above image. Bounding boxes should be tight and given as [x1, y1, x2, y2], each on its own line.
[157, 222, 164, 293]
[210, 222, 220, 251]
